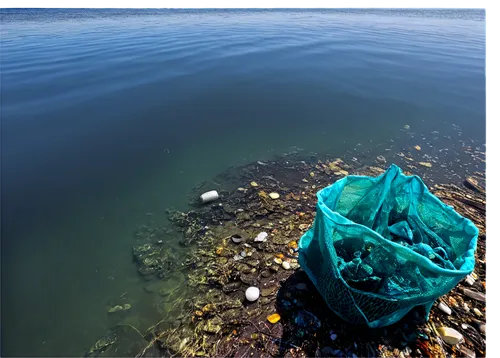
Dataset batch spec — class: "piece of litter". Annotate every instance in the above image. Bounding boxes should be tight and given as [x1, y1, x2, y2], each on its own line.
[254, 232, 268, 242]
[438, 302, 452, 315]
[465, 275, 475, 286]
[267, 313, 281, 324]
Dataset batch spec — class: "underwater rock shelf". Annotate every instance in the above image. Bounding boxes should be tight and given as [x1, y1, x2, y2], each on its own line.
[86, 125, 485, 358]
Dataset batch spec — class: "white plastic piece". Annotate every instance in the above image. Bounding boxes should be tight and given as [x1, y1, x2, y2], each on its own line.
[200, 190, 219, 204]
[254, 232, 268, 242]
[438, 302, 452, 315]
[245, 287, 260, 302]
[465, 275, 475, 286]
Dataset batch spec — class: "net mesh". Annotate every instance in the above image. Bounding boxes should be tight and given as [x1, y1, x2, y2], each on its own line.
[298, 164, 478, 328]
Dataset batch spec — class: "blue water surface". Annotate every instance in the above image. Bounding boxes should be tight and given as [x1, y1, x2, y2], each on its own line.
[0, 9, 485, 356]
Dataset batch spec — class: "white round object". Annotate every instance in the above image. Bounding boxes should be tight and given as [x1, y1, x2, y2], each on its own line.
[200, 190, 219, 204]
[245, 287, 260, 302]
[282, 261, 291, 270]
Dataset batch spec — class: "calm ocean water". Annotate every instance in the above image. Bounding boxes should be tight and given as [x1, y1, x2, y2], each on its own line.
[1, 9, 485, 356]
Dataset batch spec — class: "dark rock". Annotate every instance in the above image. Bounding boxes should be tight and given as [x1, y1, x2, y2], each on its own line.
[223, 282, 242, 293]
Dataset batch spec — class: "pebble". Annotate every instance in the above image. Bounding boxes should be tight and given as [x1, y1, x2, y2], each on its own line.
[459, 346, 476, 358]
[250, 181, 258, 187]
[436, 326, 463, 345]
[261, 270, 271, 278]
[471, 272, 478, 280]
[462, 288, 486, 302]
[438, 302, 452, 315]
[473, 307, 483, 317]
[376, 155, 387, 164]
[404, 125, 410, 130]
[302, 178, 309, 183]
[274, 258, 283, 265]
[108, 305, 124, 313]
[254, 232, 268, 242]
[464, 303, 470, 312]
[269, 192, 280, 199]
[240, 251, 247, 258]
[233, 254, 244, 261]
[448, 296, 458, 307]
[282, 261, 291, 270]
[245, 287, 260, 302]
[465, 275, 475, 286]
[270, 265, 279, 273]
[123, 303, 131, 310]
[418, 162, 433, 168]
[472, 319, 486, 334]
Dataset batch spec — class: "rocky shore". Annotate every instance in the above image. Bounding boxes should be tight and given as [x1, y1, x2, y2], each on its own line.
[85, 125, 485, 358]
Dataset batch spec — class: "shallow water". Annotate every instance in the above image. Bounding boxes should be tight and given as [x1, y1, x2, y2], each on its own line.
[0, 9, 485, 356]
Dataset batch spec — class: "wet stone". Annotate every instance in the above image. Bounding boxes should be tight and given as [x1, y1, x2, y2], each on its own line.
[218, 257, 228, 265]
[235, 263, 252, 274]
[240, 272, 259, 285]
[273, 236, 291, 245]
[247, 259, 260, 267]
[261, 285, 279, 297]
[223, 281, 242, 293]
[261, 270, 272, 278]
[261, 296, 275, 305]
[220, 309, 242, 324]
[270, 265, 280, 273]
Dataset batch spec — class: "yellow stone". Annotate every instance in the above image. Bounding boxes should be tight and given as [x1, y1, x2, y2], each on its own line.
[269, 192, 280, 200]
[216, 247, 224, 255]
[267, 313, 281, 324]
[309, 172, 315, 177]
[414, 145, 421, 151]
[418, 162, 433, 168]
[250, 181, 258, 187]
[335, 170, 349, 176]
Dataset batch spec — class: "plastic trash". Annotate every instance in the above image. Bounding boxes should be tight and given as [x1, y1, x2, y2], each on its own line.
[200, 190, 219, 204]
[298, 164, 478, 328]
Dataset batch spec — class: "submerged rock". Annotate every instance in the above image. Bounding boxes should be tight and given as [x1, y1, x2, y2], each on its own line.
[108, 305, 124, 313]
[269, 192, 280, 200]
[223, 282, 242, 293]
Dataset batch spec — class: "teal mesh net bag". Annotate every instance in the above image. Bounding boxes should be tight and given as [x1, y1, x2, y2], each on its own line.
[298, 164, 478, 328]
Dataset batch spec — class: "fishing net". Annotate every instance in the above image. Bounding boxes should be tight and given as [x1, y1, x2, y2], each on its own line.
[298, 164, 478, 328]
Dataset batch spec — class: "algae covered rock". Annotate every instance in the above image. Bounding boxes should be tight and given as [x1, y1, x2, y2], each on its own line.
[199, 316, 224, 334]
